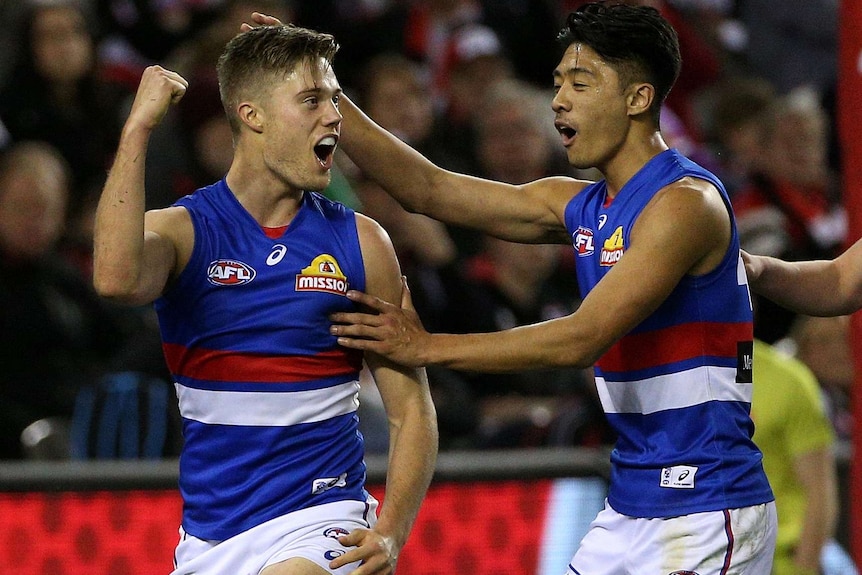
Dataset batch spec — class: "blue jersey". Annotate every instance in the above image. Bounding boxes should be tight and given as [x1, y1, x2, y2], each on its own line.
[155, 180, 368, 540]
[564, 149, 773, 518]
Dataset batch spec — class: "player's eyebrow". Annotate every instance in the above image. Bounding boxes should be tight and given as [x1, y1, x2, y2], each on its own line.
[553, 66, 595, 80]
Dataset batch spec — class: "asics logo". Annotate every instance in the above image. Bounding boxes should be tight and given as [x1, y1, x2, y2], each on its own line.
[267, 244, 287, 266]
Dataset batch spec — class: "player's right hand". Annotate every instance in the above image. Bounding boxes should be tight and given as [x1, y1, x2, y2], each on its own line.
[126, 65, 188, 132]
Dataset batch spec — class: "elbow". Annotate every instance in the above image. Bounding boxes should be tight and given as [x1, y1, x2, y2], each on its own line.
[550, 338, 604, 370]
[92, 266, 143, 304]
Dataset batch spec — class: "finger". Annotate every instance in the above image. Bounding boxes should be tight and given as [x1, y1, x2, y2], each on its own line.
[329, 311, 385, 328]
[251, 12, 285, 26]
[345, 290, 394, 312]
[329, 543, 372, 569]
[170, 82, 188, 104]
[330, 322, 385, 340]
[336, 335, 385, 353]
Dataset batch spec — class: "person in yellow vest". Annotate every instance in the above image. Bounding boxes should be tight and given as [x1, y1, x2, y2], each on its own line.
[751, 338, 851, 575]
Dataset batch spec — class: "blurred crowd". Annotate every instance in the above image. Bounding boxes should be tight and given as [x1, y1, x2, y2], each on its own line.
[0, 0, 851, 464]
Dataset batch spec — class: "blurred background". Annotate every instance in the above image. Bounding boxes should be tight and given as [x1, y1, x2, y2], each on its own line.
[0, 0, 859, 573]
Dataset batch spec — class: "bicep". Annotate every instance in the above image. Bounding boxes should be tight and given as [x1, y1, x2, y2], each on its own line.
[356, 212, 403, 304]
[835, 238, 862, 310]
[792, 447, 837, 496]
[356, 213, 433, 421]
[427, 172, 580, 244]
[135, 208, 191, 303]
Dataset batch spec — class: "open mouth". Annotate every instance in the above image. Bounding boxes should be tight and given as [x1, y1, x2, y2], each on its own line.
[555, 123, 577, 145]
[314, 135, 337, 168]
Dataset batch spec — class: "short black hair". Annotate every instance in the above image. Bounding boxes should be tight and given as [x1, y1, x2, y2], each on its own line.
[557, 1, 681, 123]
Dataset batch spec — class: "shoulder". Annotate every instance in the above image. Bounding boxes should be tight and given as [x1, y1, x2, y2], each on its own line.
[354, 212, 401, 301]
[354, 212, 394, 255]
[523, 175, 593, 205]
[642, 176, 728, 229]
[145, 205, 192, 233]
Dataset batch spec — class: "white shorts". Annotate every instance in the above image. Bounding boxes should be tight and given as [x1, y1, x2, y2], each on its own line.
[566, 500, 777, 575]
[170, 497, 379, 575]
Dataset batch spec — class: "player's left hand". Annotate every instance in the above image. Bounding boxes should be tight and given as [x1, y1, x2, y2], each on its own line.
[330, 528, 399, 575]
[330, 277, 428, 367]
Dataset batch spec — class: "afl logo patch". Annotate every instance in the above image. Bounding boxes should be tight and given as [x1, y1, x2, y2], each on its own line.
[207, 259, 256, 286]
[572, 226, 595, 257]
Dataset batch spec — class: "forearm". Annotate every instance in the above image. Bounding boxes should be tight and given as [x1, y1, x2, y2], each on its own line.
[793, 499, 836, 573]
[341, 96, 537, 238]
[92, 124, 151, 299]
[421, 317, 603, 373]
[375, 395, 438, 550]
[340, 96, 446, 215]
[793, 450, 839, 572]
[750, 256, 855, 316]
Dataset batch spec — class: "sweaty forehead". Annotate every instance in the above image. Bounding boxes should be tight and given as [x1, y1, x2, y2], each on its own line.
[555, 44, 594, 76]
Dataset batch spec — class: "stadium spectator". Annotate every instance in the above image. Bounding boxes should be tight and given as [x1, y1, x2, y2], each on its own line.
[0, 0, 131, 209]
[0, 141, 157, 459]
[732, 86, 845, 343]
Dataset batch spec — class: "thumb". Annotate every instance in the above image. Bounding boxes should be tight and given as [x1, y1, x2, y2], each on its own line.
[400, 275, 415, 311]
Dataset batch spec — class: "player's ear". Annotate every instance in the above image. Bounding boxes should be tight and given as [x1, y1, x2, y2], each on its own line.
[626, 82, 655, 118]
[237, 102, 264, 133]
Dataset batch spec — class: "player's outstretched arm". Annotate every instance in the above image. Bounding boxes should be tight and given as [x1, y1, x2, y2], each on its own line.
[743, 239, 862, 316]
[329, 214, 438, 575]
[93, 65, 189, 306]
[338, 96, 576, 244]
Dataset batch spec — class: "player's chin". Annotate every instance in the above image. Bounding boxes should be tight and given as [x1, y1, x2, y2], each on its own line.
[304, 171, 332, 192]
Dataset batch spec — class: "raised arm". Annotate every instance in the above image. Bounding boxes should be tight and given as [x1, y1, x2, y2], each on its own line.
[93, 65, 191, 306]
[332, 177, 730, 373]
[339, 95, 576, 244]
[330, 213, 438, 575]
[743, 238, 862, 316]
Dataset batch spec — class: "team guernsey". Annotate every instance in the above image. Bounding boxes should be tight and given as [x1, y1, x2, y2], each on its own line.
[155, 179, 368, 541]
[564, 149, 774, 518]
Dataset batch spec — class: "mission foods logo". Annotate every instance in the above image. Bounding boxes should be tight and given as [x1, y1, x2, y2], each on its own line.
[207, 259, 256, 286]
[600, 225, 625, 267]
[296, 254, 349, 295]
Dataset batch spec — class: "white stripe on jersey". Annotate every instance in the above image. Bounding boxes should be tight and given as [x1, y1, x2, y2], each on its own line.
[176, 380, 360, 426]
[596, 366, 751, 415]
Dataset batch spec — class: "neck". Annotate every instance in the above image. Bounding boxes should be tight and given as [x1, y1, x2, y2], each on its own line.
[225, 157, 304, 228]
[601, 130, 669, 199]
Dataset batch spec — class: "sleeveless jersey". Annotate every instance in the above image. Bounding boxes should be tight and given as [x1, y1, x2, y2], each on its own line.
[155, 179, 367, 541]
[563, 149, 774, 518]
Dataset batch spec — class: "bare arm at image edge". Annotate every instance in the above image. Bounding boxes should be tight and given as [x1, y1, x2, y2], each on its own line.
[743, 239, 862, 316]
